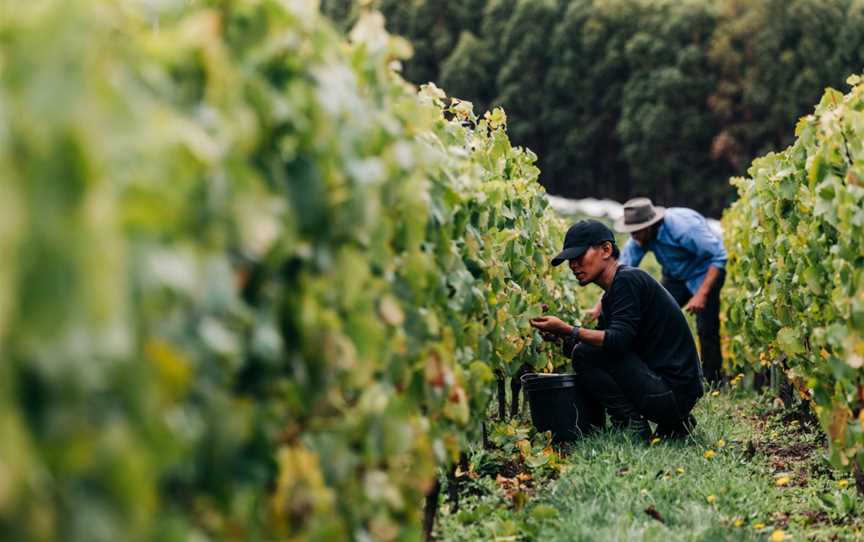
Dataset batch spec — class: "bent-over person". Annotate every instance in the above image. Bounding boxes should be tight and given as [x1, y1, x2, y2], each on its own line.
[588, 198, 727, 384]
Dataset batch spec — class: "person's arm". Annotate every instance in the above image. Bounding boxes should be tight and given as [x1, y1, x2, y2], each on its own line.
[530, 317, 604, 348]
[584, 299, 603, 322]
[678, 217, 727, 313]
[619, 238, 646, 268]
[572, 327, 605, 347]
[596, 277, 641, 353]
[532, 278, 640, 352]
[684, 265, 722, 313]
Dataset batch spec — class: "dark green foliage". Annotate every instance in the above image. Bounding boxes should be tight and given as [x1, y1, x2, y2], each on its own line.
[320, 0, 864, 216]
[440, 31, 496, 114]
[708, 0, 864, 168]
[377, 0, 480, 85]
[320, 0, 356, 31]
[494, 0, 562, 167]
[615, 1, 723, 210]
[542, 0, 637, 200]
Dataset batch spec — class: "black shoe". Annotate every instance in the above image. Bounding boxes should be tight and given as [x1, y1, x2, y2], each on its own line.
[653, 415, 697, 440]
[612, 416, 652, 443]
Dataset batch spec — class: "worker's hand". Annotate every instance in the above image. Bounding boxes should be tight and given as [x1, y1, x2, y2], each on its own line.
[684, 292, 707, 314]
[529, 315, 571, 336]
[584, 303, 602, 323]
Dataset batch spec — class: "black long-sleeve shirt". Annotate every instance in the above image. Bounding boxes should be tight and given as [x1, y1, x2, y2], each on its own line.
[569, 265, 703, 395]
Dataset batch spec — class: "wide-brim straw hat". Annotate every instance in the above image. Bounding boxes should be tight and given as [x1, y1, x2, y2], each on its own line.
[614, 197, 666, 233]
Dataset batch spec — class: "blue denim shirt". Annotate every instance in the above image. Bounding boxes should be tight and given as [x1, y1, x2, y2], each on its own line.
[620, 208, 727, 294]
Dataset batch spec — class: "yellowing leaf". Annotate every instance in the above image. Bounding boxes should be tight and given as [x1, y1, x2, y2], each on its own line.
[828, 405, 851, 443]
[274, 446, 335, 522]
[378, 295, 404, 326]
[145, 339, 191, 395]
[847, 345, 864, 369]
[443, 385, 469, 425]
[776, 327, 804, 356]
[803, 266, 823, 295]
[484, 108, 507, 129]
[451, 98, 474, 120]
[419, 82, 446, 103]
[424, 349, 448, 388]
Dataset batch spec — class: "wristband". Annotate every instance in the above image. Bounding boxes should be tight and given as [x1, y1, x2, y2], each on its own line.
[563, 325, 581, 359]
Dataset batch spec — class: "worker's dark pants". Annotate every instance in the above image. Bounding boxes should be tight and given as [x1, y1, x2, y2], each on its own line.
[571, 345, 700, 428]
[661, 270, 726, 385]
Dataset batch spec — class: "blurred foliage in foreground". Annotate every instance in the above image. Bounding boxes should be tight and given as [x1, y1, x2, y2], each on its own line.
[0, 1, 581, 539]
[322, 0, 864, 218]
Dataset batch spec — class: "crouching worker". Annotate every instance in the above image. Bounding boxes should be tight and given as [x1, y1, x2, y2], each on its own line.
[530, 220, 704, 442]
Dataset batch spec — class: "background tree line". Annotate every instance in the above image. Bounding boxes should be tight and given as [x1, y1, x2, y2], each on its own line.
[320, 0, 864, 217]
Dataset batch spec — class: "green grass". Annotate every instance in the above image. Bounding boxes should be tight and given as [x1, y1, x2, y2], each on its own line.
[436, 388, 864, 541]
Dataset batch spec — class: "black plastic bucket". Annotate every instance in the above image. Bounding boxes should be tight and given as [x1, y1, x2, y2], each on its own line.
[520, 373, 604, 442]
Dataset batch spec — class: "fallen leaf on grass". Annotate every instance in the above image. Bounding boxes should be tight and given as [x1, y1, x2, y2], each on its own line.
[495, 474, 534, 510]
[496, 474, 515, 489]
[455, 465, 478, 480]
[644, 505, 665, 524]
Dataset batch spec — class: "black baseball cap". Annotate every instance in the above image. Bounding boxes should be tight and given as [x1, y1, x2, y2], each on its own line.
[551, 220, 616, 266]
